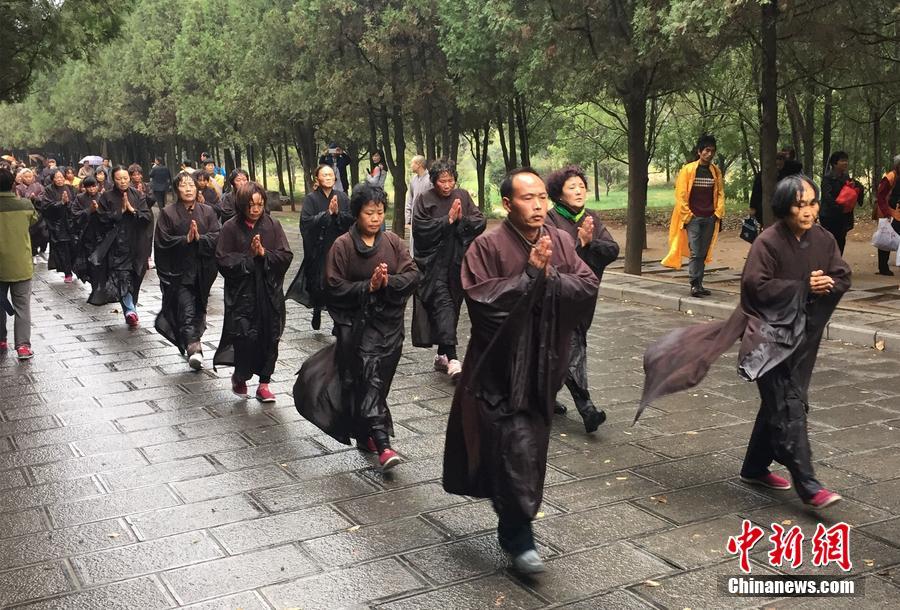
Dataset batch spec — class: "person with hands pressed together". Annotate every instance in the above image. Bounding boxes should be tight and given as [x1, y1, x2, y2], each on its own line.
[83, 166, 153, 326]
[442, 168, 599, 574]
[545, 165, 620, 431]
[287, 164, 353, 330]
[214, 183, 293, 402]
[411, 159, 486, 381]
[154, 172, 221, 370]
[294, 184, 420, 471]
[40, 169, 78, 283]
[639, 175, 850, 510]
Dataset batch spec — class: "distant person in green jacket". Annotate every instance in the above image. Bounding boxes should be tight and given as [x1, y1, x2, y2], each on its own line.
[0, 166, 38, 360]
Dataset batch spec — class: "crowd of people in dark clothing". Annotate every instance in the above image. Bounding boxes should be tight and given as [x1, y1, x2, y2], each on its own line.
[1, 138, 888, 575]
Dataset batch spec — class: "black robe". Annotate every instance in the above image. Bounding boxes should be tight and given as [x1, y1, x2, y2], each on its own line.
[71, 193, 103, 283]
[638, 222, 852, 421]
[286, 189, 354, 309]
[154, 202, 221, 353]
[84, 188, 152, 305]
[411, 188, 486, 347]
[17, 182, 48, 254]
[293, 228, 420, 444]
[442, 221, 599, 521]
[213, 214, 293, 378]
[39, 184, 78, 274]
[215, 192, 236, 223]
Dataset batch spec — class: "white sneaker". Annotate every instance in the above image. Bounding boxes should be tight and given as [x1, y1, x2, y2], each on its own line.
[32, 256, 40, 265]
[447, 359, 463, 380]
[148, 258, 155, 270]
[433, 354, 449, 372]
[188, 352, 203, 370]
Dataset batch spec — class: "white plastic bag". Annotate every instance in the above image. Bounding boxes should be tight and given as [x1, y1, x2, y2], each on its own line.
[872, 217, 900, 251]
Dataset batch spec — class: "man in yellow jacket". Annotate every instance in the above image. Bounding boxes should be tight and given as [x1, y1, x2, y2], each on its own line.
[661, 134, 725, 297]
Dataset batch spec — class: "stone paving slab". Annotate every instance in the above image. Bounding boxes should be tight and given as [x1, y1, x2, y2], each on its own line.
[0, 244, 898, 608]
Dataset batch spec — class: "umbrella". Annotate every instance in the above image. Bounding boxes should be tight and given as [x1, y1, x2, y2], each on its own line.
[0, 155, 15, 163]
[28, 154, 45, 163]
[79, 155, 103, 165]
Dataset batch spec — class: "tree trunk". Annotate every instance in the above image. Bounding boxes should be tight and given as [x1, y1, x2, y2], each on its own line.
[261, 145, 268, 190]
[496, 104, 511, 170]
[593, 160, 600, 201]
[759, 0, 779, 228]
[785, 92, 803, 157]
[424, 102, 437, 161]
[623, 83, 649, 275]
[449, 107, 461, 162]
[822, 88, 833, 175]
[283, 136, 295, 208]
[233, 145, 242, 169]
[802, 93, 815, 177]
[514, 95, 529, 166]
[412, 110, 424, 156]
[270, 142, 285, 195]
[367, 101, 379, 153]
[872, 109, 881, 204]
[506, 98, 518, 169]
[347, 141, 360, 186]
[224, 148, 235, 175]
[379, 102, 407, 233]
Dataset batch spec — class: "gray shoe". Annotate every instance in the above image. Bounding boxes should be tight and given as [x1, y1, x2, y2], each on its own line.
[513, 549, 545, 574]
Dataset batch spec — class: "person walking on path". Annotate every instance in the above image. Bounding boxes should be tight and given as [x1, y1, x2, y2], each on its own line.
[639, 175, 850, 510]
[318, 144, 352, 193]
[154, 172, 221, 370]
[71, 177, 104, 285]
[819, 151, 863, 256]
[0, 167, 38, 360]
[365, 150, 387, 189]
[545, 165, 619, 432]
[40, 169, 78, 283]
[411, 159, 486, 381]
[875, 154, 900, 276]
[216, 169, 250, 223]
[662, 134, 725, 298]
[404, 155, 430, 256]
[214, 183, 293, 403]
[294, 184, 420, 471]
[286, 164, 353, 330]
[85, 166, 153, 327]
[442, 168, 598, 574]
[149, 157, 172, 207]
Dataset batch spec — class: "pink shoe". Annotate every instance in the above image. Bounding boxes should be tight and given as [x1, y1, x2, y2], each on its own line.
[231, 375, 248, 398]
[63, 274, 73, 283]
[357, 437, 378, 454]
[804, 489, 842, 510]
[0, 340, 7, 352]
[378, 448, 402, 471]
[255, 383, 276, 403]
[16, 344, 34, 361]
[741, 472, 792, 490]
[125, 312, 139, 327]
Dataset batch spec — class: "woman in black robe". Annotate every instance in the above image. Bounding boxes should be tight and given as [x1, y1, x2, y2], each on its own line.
[639, 175, 851, 510]
[545, 166, 620, 432]
[93, 168, 111, 194]
[411, 158, 486, 380]
[71, 177, 103, 284]
[213, 182, 293, 402]
[194, 171, 220, 206]
[154, 172, 221, 370]
[293, 184, 420, 471]
[85, 166, 153, 327]
[286, 164, 353, 330]
[215, 168, 250, 223]
[40, 169, 79, 283]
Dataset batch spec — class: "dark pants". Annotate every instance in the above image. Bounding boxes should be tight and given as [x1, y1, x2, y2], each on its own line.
[153, 190, 168, 207]
[496, 512, 535, 556]
[174, 283, 204, 347]
[687, 216, 717, 285]
[741, 363, 822, 501]
[562, 325, 594, 416]
[233, 338, 278, 384]
[437, 344, 458, 360]
[819, 218, 848, 255]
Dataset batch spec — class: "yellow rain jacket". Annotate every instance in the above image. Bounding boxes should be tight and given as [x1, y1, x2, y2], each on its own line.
[661, 160, 725, 269]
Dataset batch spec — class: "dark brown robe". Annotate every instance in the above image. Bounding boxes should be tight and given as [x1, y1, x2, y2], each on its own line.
[442, 221, 599, 522]
[638, 222, 852, 421]
[39, 184, 78, 274]
[213, 214, 293, 381]
[293, 227, 420, 444]
[153, 202, 221, 353]
[411, 188, 486, 347]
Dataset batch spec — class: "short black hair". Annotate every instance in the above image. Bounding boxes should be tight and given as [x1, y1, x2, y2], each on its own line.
[771, 174, 820, 219]
[81, 176, 98, 187]
[428, 159, 458, 186]
[234, 182, 267, 222]
[827, 151, 848, 168]
[696, 134, 717, 153]
[227, 168, 250, 189]
[111, 165, 130, 180]
[500, 167, 542, 199]
[173, 171, 198, 194]
[194, 170, 209, 181]
[0, 167, 14, 191]
[350, 182, 387, 218]
[546, 165, 588, 204]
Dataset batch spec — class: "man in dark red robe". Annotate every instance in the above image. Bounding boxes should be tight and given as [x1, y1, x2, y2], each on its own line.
[442, 168, 599, 574]
[639, 175, 850, 510]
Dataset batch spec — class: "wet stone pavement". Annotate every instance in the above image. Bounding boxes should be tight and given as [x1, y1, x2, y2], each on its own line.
[2, 223, 900, 609]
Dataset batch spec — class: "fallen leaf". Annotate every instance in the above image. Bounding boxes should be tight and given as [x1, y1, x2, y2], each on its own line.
[623, 431, 632, 435]
[616, 476, 628, 481]
[686, 309, 693, 315]
[603, 459, 611, 464]
[494, 593, 506, 606]
[645, 580, 661, 587]
[560, 433, 568, 438]
[348, 525, 361, 532]
[875, 340, 885, 351]
[536, 512, 545, 519]
[782, 520, 793, 526]
[107, 533, 119, 538]
[864, 559, 875, 567]
[649, 495, 668, 504]
[686, 431, 698, 435]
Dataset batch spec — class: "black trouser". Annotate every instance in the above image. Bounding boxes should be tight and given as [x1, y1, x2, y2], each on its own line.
[562, 325, 595, 416]
[496, 512, 535, 556]
[154, 190, 168, 207]
[819, 218, 848, 255]
[877, 218, 900, 272]
[437, 344, 458, 361]
[174, 283, 204, 347]
[233, 337, 278, 384]
[741, 363, 822, 501]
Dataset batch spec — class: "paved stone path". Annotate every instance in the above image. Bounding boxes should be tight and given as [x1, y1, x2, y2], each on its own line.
[1, 222, 899, 609]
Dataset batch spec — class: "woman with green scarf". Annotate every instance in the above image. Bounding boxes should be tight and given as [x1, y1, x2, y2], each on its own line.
[545, 165, 620, 433]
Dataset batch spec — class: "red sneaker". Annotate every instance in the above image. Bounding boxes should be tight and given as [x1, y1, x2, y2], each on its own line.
[255, 383, 276, 403]
[16, 345, 34, 361]
[378, 448, 401, 471]
[64, 274, 73, 283]
[804, 489, 842, 510]
[740, 472, 792, 490]
[231, 375, 248, 398]
[357, 437, 378, 454]
[125, 312, 139, 327]
[0, 340, 7, 352]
